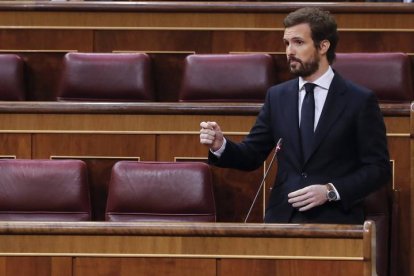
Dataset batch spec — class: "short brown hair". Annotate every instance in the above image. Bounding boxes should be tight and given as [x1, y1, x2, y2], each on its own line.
[283, 7, 338, 64]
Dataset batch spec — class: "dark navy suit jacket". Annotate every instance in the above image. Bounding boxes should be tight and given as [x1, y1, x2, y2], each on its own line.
[209, 73, 391, 224]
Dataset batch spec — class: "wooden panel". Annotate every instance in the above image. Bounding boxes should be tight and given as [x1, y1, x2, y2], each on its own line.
[0, 221, 376, 276]
[0, 221, 370, 258]
[0, 11, 283, 29]
[219, 259, 363, 276]
[0, 257, 72, 276]
[149, 53, 189, 102]
[383, 116, 411, 276]
[333, 12, 414, 29]
[51, 257, 72, 276]
[385, 116, 410, 133]
[338, 31, 414, 53]
[0, 3, 413, 29]
[20, 52, 67, 101]
[32, 134, 155, 158]
[74, 257, 216, 276]
[0, 114, 256, 132]
[94, 30, 211, 53]
[212, 31, 283, 54]
[0, 29, 92, 51]
[96, 29, 414, 55]
[387, 136, 410, 275]
[0, 133, 31, 159]
[0, 230, 365, 258]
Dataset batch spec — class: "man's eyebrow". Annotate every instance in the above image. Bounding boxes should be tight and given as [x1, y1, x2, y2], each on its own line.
[283, 35, 304, 40]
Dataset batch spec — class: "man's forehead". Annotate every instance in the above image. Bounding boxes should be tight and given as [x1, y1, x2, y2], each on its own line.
[283, 23, 312, 40]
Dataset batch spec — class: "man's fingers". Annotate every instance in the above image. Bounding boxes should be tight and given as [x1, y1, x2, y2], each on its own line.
[200, 121, 209, 129]
[298, 202, 316, 212]
[200, 138, 213, 145]
[290, 195, 312, 206]
[200, 123, 217, 146]
[200, 129, 216, 138]
[200, 121, 217, 130]
[200, 132, 215, 140]
[288, 193, 308, 204]
[288, 187, 307, 199]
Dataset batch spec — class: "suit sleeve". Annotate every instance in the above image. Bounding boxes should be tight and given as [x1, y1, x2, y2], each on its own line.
[208, 91, 276, 171]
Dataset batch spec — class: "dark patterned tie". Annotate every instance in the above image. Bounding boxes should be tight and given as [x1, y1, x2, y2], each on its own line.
[300, 83, 316, 162]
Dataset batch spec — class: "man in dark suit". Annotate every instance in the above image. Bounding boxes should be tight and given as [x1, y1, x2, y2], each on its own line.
[199, 7, 391, 224]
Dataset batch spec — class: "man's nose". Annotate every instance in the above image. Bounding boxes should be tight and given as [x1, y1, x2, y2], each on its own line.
[286, 44, 294, 56]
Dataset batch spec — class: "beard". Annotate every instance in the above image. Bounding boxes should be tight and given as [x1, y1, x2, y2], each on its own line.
[287, 53, 320, 78]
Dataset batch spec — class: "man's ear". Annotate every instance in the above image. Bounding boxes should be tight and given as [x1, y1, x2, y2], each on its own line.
[319, 40, 330, 55]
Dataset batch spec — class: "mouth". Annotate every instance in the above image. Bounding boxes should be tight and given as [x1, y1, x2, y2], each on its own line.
[288, 57, 301, 65]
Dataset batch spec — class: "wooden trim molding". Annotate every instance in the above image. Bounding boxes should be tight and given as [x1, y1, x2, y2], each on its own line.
[0, 2, 412, 14]
[0, 102, 409, 116]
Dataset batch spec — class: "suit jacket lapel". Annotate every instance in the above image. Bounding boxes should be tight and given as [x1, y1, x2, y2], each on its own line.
[304, 73, 348, 165]
[282, 79, 302, 167]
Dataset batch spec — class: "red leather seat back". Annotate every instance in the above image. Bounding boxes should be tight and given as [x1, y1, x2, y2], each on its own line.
[0, 159, 91, 221]
[0, 54, 26, 101]
[58, 52, 155, 101]
[105, 161, 216, 222]
[179, 54, 277, 102]
[333, 52, 413, 102]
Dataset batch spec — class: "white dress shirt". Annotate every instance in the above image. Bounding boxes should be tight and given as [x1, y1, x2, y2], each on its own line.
[298, 66, 334, 129]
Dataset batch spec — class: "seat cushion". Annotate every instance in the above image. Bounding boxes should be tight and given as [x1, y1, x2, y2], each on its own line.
[0, 54, 26, 101]
[58, 52, 155, 101]
[333, 52, 413, 102]
[0, 159, 91, 221]
[179, 54, 277, 102]
[106, 161, 216, 222]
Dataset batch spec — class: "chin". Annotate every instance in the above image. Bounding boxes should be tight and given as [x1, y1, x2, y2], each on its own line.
[289, 68, 303, 77]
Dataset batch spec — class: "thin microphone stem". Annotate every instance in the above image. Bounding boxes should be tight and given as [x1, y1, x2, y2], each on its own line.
[244, 138, 283, 223]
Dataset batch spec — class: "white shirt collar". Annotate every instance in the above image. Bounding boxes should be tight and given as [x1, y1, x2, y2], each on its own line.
[298, 66, 335, 91]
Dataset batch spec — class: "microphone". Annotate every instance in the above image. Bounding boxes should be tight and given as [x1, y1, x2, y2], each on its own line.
[243, 138, 283, 223]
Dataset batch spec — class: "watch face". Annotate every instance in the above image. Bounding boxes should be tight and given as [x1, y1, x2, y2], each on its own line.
[327, 190, 337, 201]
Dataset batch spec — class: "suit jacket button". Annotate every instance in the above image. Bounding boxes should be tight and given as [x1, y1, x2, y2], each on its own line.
[301, 172, 308, 178]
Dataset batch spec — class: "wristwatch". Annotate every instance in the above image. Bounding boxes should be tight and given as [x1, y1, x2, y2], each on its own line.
[326, 183, 338, 201]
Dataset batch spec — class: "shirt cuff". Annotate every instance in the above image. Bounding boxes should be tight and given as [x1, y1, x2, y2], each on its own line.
[210, 138, 227, 158]
[329, 182, 341, 200]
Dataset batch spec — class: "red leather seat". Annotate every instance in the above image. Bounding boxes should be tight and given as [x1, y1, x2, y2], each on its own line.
[0, 54, 26, 101]
[105, 161, 216, 222]
[333, 52, 413, 102]
[57, 52, 155, 101]
[0, 159, 91, 221]
[179, 54, 277, 102]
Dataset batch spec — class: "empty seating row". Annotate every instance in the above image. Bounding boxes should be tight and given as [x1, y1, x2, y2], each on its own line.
[0, 158, 396, 276]
[0, 52, 412, 103]
[0, 159, 216, 222]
